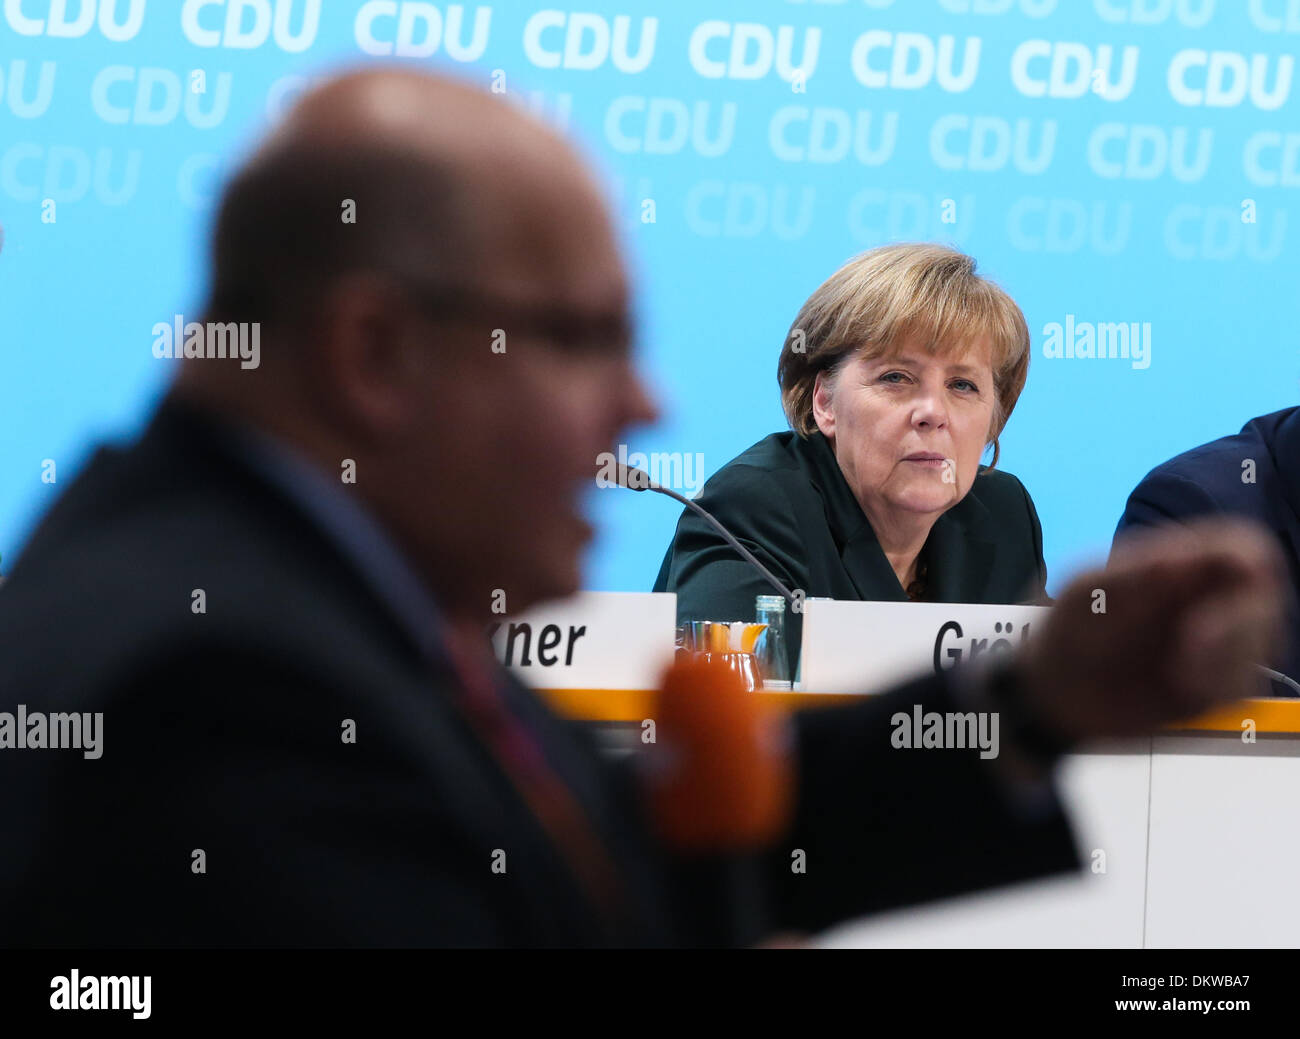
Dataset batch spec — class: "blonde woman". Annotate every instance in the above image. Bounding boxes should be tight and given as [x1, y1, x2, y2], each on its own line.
[654, 243, 1047, 679]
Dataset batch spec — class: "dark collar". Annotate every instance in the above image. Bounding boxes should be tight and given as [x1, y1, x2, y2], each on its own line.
[146, 394, 450, 667]
[792, 431, 997, 602]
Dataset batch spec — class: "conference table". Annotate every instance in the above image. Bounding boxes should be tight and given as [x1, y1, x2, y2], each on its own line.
[500, 591, 1300, 946]
[543, 687, 1300, 947]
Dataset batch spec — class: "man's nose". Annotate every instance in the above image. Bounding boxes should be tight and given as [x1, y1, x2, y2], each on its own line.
[623, 369, 661, 429]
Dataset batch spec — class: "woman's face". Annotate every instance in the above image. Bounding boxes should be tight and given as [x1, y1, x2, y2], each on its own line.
[812, 336, 997, 531]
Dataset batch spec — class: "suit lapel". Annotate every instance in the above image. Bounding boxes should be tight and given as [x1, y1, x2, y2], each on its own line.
[925, 499, 997, 603]
[794, 434, 902, 600]
[795, 433, 999, 602]
[839, 530, 909, 601]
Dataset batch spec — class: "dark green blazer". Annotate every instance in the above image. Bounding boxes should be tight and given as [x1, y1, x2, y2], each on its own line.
[653, 431, 1050, 680]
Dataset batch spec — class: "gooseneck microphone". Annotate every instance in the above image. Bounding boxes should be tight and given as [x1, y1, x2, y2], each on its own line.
[1257, 665, 1300, 697]
[614, 463, 797, 605]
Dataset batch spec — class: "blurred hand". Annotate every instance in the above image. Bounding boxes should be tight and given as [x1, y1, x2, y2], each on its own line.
[1015, 517, 1287, 745]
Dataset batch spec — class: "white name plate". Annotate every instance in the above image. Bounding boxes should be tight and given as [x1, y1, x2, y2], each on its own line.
[799, 599, 1051, 694]
[489, 591, 677, 690]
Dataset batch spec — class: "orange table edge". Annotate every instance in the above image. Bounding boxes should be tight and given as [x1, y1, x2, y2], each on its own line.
[539, 688, 1300, 735]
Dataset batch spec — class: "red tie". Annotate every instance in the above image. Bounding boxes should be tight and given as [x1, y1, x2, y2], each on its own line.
[440, 627, 628, 936]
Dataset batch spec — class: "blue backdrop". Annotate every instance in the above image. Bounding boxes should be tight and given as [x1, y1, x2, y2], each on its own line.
[3, 0, 1298, 594]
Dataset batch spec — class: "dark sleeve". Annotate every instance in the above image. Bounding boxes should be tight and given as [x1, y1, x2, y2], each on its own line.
[1018, 475, 1050, 604]
[1113, 467, 1221, 550]
[655, 463, 806, 628]
[763, 669, 1080, 935]
[10, 650, 511, 948]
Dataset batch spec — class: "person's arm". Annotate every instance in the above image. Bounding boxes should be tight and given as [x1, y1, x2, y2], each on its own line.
[762, 516, 1287, 939]
[763, 668, 1078, 935]
[1018, 477, 1051, 604]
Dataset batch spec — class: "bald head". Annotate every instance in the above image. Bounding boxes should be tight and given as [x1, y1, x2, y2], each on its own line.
[171, 67, 654, 619]
[200, 68, 616, 340]
[281, 68, 584, 184]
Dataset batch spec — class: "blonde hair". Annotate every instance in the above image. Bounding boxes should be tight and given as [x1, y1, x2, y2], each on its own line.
[778, 243, 1030, 467]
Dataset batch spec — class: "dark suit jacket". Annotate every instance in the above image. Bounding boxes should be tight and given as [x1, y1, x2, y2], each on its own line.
[0, 400, 1077, 947]
[654, 431, 1051, 681]
[1114, 406, 1300, 696]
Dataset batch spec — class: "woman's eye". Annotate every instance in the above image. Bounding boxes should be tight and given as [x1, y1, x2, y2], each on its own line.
[951, 379, 979, 392]
[880, 371, 908, 384]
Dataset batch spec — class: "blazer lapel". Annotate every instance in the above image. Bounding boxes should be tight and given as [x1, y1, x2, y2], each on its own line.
[841, 532, 910, 601]
[924, 497, 998, 603]
[795, 432, 1001, 603]
[798, 433, 908, 601]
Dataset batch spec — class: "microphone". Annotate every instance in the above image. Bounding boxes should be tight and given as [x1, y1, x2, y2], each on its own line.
[613, 463, 797, 605]
[1256, 665, 1300, 697]
[642, 655, 794, 946]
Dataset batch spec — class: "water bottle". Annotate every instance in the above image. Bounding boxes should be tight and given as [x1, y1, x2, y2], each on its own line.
[754, 594, 792, 690]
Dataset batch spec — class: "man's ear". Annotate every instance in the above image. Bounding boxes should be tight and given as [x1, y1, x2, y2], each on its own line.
[315, 274, 425, 439]
[811, 369, 835, 439]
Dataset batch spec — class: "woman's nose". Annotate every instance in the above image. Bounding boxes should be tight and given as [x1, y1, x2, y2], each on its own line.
[911, 387, 949, 428]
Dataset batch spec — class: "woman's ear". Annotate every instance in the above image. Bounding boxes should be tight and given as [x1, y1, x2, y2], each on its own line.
[811, 369, 836, 439]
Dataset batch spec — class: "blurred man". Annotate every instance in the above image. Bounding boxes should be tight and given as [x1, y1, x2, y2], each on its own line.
[0, 69, 1285, 947]
[1115, 407, 1300, 696]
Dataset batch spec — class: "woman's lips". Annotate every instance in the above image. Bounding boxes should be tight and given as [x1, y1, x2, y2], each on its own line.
[903, 454, 949, 468]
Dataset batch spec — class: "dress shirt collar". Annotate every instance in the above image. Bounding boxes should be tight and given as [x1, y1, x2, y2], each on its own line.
[155, 394, 449, 668]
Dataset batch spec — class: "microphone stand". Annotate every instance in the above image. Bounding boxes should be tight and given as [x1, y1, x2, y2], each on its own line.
[618, 465, 797, 606]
